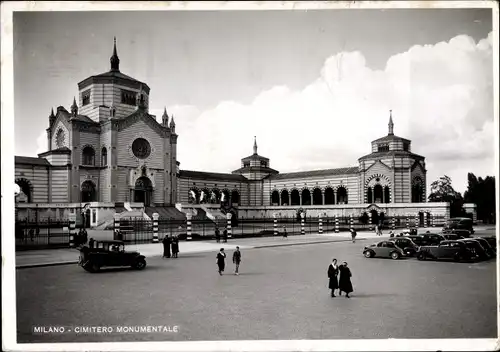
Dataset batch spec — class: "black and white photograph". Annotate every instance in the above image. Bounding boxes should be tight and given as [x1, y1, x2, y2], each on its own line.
[1, 1, 498, 351]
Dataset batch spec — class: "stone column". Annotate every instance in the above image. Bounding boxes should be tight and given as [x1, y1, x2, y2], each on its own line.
[414, 213, 419, 229]
[334, 215, 339, 233]
[318, 214, 323, 234]
[406, 215, 410, 229]
[152, 213, 159, 243]
[273, 213, 278, 236]
[350, 214, 354, 232]
[227, 212, 233, 238]
[424, 212, 428, 227]
[334, 191, 337, 205]
[299, 194, 302, 206]
[69, 213, 76, 248]
[322, 192, 325, 205]
[186, 213, 192, 241]
[391, 217, 396, 231]
[300, 212, 305, 235]
[431, 213, 435, 227]
[368, 212, 373, 231]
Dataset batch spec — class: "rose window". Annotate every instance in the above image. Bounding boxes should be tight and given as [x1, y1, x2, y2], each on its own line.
[132, 138, 151, 159]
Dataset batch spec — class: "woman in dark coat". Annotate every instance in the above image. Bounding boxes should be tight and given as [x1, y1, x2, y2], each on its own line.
[338, 262, 353, 298]
[327, 258, 339, 297]
[216, 248, 226, 275]
[162, 235, 171, 258]
[171, 236, 179, 258]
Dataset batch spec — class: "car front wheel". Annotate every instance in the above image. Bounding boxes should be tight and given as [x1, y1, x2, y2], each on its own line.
[363, 250, 374, 258]
[133, 258, 147, 270]
[390, 251, 400, 260]
[417, 252, 426, 261]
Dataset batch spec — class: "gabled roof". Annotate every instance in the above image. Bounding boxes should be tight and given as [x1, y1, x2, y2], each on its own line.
[38, 147, 71, 158]
[69, 114, 98, 124]
[179, 170, 247, 182]
[358, 150, 425, 161]
[269, 166, 359, 180]
[15, 156, 51, 166]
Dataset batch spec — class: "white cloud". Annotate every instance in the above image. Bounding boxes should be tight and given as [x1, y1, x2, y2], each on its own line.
[173, 32, 494, 194]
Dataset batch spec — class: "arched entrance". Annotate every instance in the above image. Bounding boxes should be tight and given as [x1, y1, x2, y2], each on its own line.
[337, 186, 348, 204]
[281, 190, 289, 206]
[301, 189, 311, 206]
[81, 180, 97, 202]
[324, 187, 334, 205]
[384, 186, 390, 203]
[231, 190, 240, 205]
[367, 187, 373, 203]
[290, 189, 300, 206]
[271, 190, 280, 205]
[15, 178, 32, 203]
[419, 211, 425, 226]
[134, 177, 153, 206]
[312, 188, 322, 205]
[412, 184, 423, 203]
[370, 209, 379, 225]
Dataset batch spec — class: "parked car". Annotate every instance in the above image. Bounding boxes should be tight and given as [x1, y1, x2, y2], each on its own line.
[407, 233, 445, 246]
[388, 237, 419, 256]
[480, 236, 497, 251]
[416, 240, 475, 262]
[443, 217, 474, 234]
[363, 240, 406, 260]
[457, 239, 489, 261]
[78, 240, 147, 272]
[442, 233, 465, 241]
[474, 237, 496, 258]
[442, 228, 472, 238]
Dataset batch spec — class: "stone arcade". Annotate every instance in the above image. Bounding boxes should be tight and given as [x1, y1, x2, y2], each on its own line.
[15, 39, 463, 227]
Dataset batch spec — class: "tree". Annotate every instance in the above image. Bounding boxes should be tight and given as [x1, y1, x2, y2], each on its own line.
[464, 173, 496, 224]
[428, 175, 465, 217]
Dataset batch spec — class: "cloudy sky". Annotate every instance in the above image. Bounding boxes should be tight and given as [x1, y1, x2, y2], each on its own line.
[13, 7, 494, 194]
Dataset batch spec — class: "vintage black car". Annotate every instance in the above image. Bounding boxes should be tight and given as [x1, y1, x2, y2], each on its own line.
[406, 233, 445, 247]
[388, 237, 419, 256]
[481, 236, 497, 251]
[473, 237, 496, 258]
[363, 240, 406, 260]
[442, 228, 471, 238]
[443, 217, 474, 234]
[417, 240, 474, 262]
[442, 233, 465, 241]
[457, 239, 489, 261]
[78, 240, 147, 272]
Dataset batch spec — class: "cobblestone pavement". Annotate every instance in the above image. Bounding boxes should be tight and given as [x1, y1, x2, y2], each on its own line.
[16, 229, 497, 343]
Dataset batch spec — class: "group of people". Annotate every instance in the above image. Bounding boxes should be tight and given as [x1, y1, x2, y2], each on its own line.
[162, 235, 180, 258]
[214, 226, 229, 243]
[216, 247, 242, 275]
[327, 258, 354, 298]
[374, 223, 383, 236]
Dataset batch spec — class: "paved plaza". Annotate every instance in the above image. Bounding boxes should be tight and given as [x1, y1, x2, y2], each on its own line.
[16, 228, 497, 343]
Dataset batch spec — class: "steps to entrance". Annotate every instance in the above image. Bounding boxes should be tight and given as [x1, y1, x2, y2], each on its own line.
[145, 206, 186, 220]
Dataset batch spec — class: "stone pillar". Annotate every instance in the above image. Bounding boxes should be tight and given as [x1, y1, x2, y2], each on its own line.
[406, 215, 410, 229]
[424, 212, 428, 227]
[368, 212, 373, 231]
[431, 213, 435, 227]
[391, 217, 396, 231]
[227, 212, 232, 238]
[288, 193, 291, 206]
[350, 214, 354, 231]
[322, 192, 325, 205]
[113, 213, 120, 234]
[300, 212, 305, 235]
[318, 214, 323, 234]
[414, 213, 419, 229]
[186, 213, 192, 241]
[273, 213, 278, 236]
[69, 213, 76, 248]
[152, 213, 159, 243]
[334, 191, 337, 205]
[299, 194, 302, 206]
[335, 215, 339, 233]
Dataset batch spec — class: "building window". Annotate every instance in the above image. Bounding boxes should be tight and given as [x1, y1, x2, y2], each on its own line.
[132, 138, 151, 159]
[403, 142, 409, 151]
[82, 90, 91, 106]
[101, 147, 108, 166]
[121, 89, 136, 106]
[82, 146, 95, 165]
[378, 144, 389, 152]
[243, 162, 250, 168]
[260, 160, 267, 167]
[55, 129, 66, 148]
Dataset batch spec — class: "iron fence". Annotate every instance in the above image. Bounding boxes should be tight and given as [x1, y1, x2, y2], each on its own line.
[15, 218, 70, 250]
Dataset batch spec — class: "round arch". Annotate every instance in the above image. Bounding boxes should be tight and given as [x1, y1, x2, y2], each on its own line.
[82, 145, 96, 166]
[336, 186, 348, 204]
[301, 188, 311, 206]
[324, 187, 334, 205]
[221, 189, 230, 204]
[188, 188, 199, 204]
[290, 189, 300, 206]
[134, 176, 152, 206]
[271, 190, 280, 205]
[367, 187, 373, 204]
[373, 184, 383, 203]
[280, 189, 289, 206]
[15, 178, 33, 203]
[210, 189, 221, 204]
[312, 188, 323, 205]
[231, 189, 240, 205]
[412, 176, 424, 203]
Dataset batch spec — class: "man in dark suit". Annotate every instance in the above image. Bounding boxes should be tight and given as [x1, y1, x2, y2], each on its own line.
[216, 248, 226, 275]
[232, 246, 242, 275]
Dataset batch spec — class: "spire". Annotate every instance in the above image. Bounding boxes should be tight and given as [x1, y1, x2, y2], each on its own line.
[253, 136, 258, 155]
[49, 107, 56, 126]
[169, 114, 175, 131]
[162, 107, 169, 126]
[388, 110, 394, 135]
[71, 97, 78, 116]
[110, 36, 120, 72]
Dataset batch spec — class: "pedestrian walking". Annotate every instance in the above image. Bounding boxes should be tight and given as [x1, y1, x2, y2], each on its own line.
[350, 228, 357, 243]
[327, 258, 339, 297]
[29, 228, 34, 242]
[338, 262, 353, 298]
[374, 224, 379, 236]
[232, 246, 242, 275]
[378, 221, 383, 236]
[215, 226, 220, 243]
[162, 235, 171, 258]
[217, 248, 226, 275]
[88, 237, 95, 248]
[282, 225, 288, 239]
[172, 236, 179, 258]
[223, 227, 228, 243]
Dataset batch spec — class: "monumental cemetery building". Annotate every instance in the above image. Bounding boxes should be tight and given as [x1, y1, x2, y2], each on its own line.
[15, 39, 458, 228]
